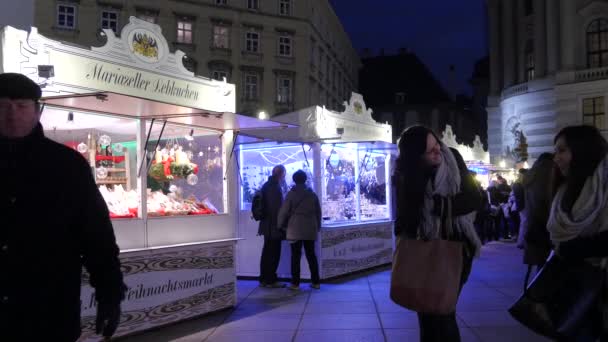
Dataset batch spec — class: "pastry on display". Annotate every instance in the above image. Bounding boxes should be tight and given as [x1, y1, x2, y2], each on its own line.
[99, 185, 218, 218]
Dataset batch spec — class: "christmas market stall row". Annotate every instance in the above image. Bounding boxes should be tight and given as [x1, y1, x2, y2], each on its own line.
[235, 94, 397, 281]
[0, 19, 292, 341]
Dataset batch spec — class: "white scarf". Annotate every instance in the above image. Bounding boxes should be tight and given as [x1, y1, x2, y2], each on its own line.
[547, 155, 608, 328]
[547, 156, 608, 244]
[418, 143, 482, 258]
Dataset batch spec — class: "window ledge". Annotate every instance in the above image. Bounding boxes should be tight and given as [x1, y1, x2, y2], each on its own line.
[275, 55, 295, 65]
[242, 51, 264, 59]
[52, 26, 80, 34]
[210, 47, 232, 57]
[173, 42, 196, 51]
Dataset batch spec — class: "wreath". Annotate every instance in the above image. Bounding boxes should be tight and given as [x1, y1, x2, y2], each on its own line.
[149, 157, 199, 181]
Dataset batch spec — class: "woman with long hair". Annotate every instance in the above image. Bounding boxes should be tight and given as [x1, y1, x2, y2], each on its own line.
[547, 125, 608, 340]
[393, 126, 482, 342]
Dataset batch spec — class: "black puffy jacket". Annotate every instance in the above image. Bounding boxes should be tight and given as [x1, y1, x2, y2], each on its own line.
[0, 124, 124, 341]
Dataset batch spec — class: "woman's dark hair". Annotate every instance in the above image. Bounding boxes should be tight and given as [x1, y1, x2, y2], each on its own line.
[292, 170, 307, 184]
[393, 125, 441, 236]
[554, 125, 608, 213]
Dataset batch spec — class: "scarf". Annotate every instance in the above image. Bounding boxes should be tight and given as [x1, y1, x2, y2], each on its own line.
[418, 143, 482, 258]
[547, 156, 608, 244]
[547, 155, 608, 328]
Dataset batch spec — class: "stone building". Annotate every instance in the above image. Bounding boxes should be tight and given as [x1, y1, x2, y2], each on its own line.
[487, 0, 608, 164]
[31, 0, 360, 116]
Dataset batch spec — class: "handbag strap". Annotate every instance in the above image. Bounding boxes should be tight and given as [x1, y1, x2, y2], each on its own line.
[440, 196, 454, 240]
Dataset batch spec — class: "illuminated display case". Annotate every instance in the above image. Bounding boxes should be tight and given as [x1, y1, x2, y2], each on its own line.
[239, 142, 314, 208]
[42, 112, 225, 219]
[321, 143, 392, 224]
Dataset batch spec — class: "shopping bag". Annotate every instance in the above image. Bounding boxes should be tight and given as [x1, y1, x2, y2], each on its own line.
[390, 237, 463, 314]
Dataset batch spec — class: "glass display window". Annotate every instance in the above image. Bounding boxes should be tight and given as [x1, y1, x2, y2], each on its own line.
[321, 143, 358, 223]
[321, 142, 394, 224]
[358, 147, 391, 221]
[145, 122, 225, 216]
[41, 109, 141, 219]
[239, 142, 314, 208]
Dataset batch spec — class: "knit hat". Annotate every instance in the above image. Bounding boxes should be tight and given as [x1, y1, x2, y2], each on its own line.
[0, 73, 42, 100]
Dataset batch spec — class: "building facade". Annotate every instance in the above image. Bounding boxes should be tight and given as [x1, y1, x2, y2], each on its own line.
[487, 0, 608, 165]
[32, 0, 360, 116]
[360, 50, 481, 146]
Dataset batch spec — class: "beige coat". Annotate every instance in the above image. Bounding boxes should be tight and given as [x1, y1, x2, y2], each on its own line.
[278, 185, 322, 241]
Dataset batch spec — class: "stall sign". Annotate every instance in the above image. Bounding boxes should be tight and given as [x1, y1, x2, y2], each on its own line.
[320, 224, 393, 279]
[78, 243, 236, 341]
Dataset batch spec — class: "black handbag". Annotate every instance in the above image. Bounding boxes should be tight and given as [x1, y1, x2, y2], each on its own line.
[508, 251, 605, 340]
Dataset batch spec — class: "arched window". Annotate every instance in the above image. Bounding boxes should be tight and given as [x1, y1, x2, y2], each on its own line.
[525, 40, 535, 81]
[587, 18, 608, 68]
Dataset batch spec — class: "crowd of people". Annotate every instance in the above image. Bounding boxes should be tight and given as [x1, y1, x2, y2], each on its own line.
[392, 124, 608, 342]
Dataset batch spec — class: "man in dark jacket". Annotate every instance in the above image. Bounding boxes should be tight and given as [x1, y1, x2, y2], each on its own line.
[0, 73, 125, 341]
[258, 165, 287, 288]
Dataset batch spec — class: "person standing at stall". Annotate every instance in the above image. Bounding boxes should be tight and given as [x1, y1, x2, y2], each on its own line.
[392, 126, 482, 342]
[278, 170, 322, 290]
[0, 73, 125, 341]
[257, 165, 287, 288]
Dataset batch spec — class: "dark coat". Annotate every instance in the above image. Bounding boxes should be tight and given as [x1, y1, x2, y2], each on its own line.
[257, 175, 285, 239]
[278, 184, 322, 241]
[512, 181, 525, 212]
[522, 159, 554, 265]
[0, 125, 124, 341]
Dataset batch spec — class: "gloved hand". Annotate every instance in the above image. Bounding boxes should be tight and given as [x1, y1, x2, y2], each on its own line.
[96, 300, 121, 338]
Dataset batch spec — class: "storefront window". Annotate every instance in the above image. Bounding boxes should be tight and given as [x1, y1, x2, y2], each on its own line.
[146, 123, 224, 216]
[239, 143, 314, 208]
[321, 144, 357, 222]
[41, 110, 141, 219]
[41, 112, 226, 218]
[358, 148, 390, 221]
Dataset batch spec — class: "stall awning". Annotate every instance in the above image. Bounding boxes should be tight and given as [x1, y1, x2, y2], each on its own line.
[41, 92, 297, 132]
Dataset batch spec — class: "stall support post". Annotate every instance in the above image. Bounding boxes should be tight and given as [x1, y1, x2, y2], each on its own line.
[136, 119, 148, 247]
[312, 143, 322, 202]
[355, 144, 361, 222]
[223, 130, 235, 218]
[385, 153, 392, 221]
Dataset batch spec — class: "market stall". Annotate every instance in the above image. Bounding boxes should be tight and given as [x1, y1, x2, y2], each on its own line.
[1, 19, 291, 341]
[236, 94, 396, 281]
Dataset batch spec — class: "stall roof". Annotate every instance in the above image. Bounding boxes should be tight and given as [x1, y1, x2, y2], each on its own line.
[41, 92, 297, 132]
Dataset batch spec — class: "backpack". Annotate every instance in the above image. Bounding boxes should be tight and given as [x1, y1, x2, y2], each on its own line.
[251, 190, 264, 221]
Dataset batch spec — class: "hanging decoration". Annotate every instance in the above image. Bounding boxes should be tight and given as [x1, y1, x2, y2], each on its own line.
[96, 167, 109, 179]
[98, 134, 112, 147]
[113, 143, 124, 153]
[186, 174, 199, 185]
[77, 142, 89, 153]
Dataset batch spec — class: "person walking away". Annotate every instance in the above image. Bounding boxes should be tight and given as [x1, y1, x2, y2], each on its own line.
[519, 153, 556, 289]
[393, 126, 482, 342]
[0, 73, 125, 341]
[547, 125, 608, 341]
[278, 170, 322, 290]
[512, 168, 527, 245]
[258, 165, 287, 288]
